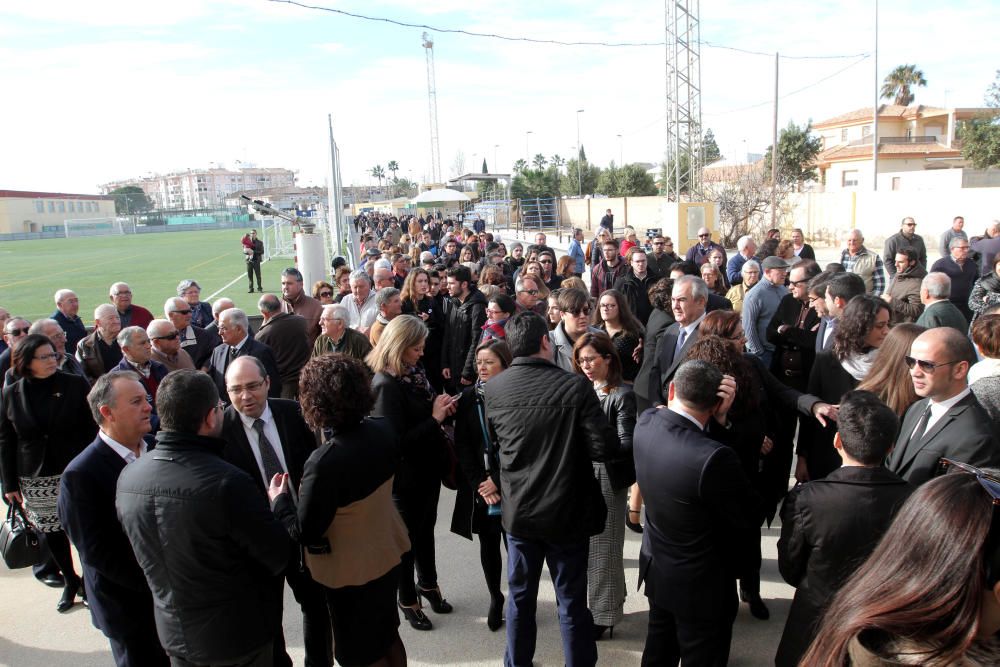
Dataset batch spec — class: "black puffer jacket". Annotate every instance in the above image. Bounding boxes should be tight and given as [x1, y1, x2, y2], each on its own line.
[115, 431, 290, 665]
[483, 357, 618, 542]
[443, 289, 488, 383]
[599, 385, 637, 491]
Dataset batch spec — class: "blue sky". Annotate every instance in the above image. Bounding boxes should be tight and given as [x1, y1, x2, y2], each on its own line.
[1, 0, 996, 193]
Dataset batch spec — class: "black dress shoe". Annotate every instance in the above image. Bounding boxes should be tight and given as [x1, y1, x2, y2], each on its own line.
[626, 509, 643, 534]
[418, 587, 453, 614]
[38, 574, 65, 588]
[593, 624, 614, 640]
[740, 587, 770, 620]
[487, 594, 504, 631]
[399, 603, 433, 631]
[57, 578, 80, 613]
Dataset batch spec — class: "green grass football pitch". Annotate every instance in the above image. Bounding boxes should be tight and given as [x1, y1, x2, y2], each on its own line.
[0, 229, 300, 321]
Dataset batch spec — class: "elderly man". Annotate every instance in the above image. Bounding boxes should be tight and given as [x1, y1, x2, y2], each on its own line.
[204, 308, 281, 402]
[343, 269, 378, 333]
[930, 236, 978, 324]
[727, 235, 757, 285]
[52, 289, 88, 355]
[0, 315, 30, 380]
[0, 307, 10, 355]
[887, 328, 1000, 485]
[78, 304, 124, 383]
[368, 287, 403, 345]
[206, 298, 235, 337]
[883, 217, 927, 277]
[372, 262, 396, 291]
[514, 275, 543, 314]
[279, 267, 323, 347]
[109, 282, 154, 329]
[939, 215, 967, 259]
[220, 357, 331, 667]
[115, 326, 168, 409]
[256, 293, 310, 399]
[313, 304, 373, 360]
[58, 371, 169, 667]
[165, 297, 220, 370]
[147, 319, 195, 371]
[743, 256, 790, 368]
[685, 226, 727, 267]
[29, 319, 86, 381]
[648, 276, 709, 407]
[840, 229, 886, 297]
[883, 248, 927, 324]
[915, 272, 968, 332]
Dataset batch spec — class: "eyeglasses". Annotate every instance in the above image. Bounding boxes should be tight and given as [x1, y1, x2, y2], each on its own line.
[47, 330, 67, 340]
[152, 332, 179, 341]
[5, 327, 30, 337]
[576, 355, 605, 365]
[904, 356, 962, 373]
[788, 279, 808, 286]
[33, 353, 60, 361]
[171, 309, 192, 315]
[939, 458, 1000, 505]
[114, 290, 133, 296]
[226, 380, 266, 394]
[519, 289, 539, 296]
[568, 306, 592, 317]
[319, 291, 333, 298]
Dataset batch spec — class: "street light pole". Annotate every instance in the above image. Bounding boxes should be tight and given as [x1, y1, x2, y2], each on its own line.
[616, 133, 623, 166]
[576, 109, 585, 197]
[494, 144, 499, 172]
[525, 131, 532, 163]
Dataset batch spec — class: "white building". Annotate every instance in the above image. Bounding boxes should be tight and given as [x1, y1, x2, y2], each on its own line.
[101, 166, 296, 210]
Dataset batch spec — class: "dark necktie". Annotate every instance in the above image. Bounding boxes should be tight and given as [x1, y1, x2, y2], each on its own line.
[227, 346, 238, 365]
[252, 419, 285, 481]
[909, 404, 933, 446]
[675, 328, 688, 358]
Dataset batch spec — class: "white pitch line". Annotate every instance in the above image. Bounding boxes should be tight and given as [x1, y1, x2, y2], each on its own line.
[204, 258, 272, 302]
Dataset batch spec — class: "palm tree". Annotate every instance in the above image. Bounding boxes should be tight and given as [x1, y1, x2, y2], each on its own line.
[513, 159, 528, 174]
[550, 154, 565, 170]
[881, 64, 927, 106]
[386, 161, 399, 181]
[532, 153, 548, 170]
[371, 165, 385, 188]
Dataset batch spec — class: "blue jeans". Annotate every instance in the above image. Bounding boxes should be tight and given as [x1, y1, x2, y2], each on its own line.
[505, 535, 596, 667]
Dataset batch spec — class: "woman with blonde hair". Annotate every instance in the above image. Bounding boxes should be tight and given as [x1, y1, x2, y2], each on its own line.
[619, 227, 638, 257]
[856, 323, 925, 415]
[368, 315, 458, 632]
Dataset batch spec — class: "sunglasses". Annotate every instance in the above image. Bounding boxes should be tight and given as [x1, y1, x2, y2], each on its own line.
[940, 458, 1000, 505]
[319, 291, 333, 298]
[568, 306, 591, 317]
[5, 327, 30, 336]
[152, 332, 179, 341]
[698, 234, 710, 239]
[171, 309, 192, 316]
[789, 279, 808, 287]
[904, 356, 962, 374]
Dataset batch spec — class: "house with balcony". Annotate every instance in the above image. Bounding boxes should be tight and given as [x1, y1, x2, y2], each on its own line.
[813, 104, 997, 191]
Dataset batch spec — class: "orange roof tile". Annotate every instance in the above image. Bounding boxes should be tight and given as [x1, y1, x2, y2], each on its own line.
[815, 141, 962, 166]
[813, 104, 952, 129]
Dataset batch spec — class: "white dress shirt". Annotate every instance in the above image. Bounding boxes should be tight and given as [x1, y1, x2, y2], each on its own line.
[914, 386, 972, 438]
[100, 431, 147, 464]
[237, 404, 289, 487]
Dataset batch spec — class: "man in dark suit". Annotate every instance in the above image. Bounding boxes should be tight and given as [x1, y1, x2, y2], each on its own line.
[648, 275, 708, 407]
[221, 357, 330, 667]
[634, 360, 758, 666]
[814, 272, 866, 353]
[165, 297, 221, 370]
[58, 371, 168, 667]
[51, 289, 88, 355]
[203, 307, 280, 402]
[887, 327, 1000, 485]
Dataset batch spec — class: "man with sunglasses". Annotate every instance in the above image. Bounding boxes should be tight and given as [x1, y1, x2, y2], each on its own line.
[883, 217, 927, 278]
[165, 297, 221, 370]
[886, 328, 1000, 486]
[684, 226, 727, 268]
[549, 288, 601, 372]
[147, 319, 195, 371]
[0, 316, 31, 382]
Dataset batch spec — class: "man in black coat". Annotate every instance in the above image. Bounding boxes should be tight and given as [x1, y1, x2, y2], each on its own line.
[58, 371, 168, 667]
[648, 275, 708, 407]
[887, 327, 1000, 485]
[221, 357, 330, 667]
[634, 360, 758, 666]
[203, 307, 281, 403]
[441, 265, 487, 392]
[247, 229, 265, 293]
[52, 289, 88, 355]
[116, 370, 290, 667]
[255, 294, 311, 399]
[776, 390, 913, 667]
[483, 312, 617, 667]
[882, 217, 927, 277]
[613, 247, 658, 325]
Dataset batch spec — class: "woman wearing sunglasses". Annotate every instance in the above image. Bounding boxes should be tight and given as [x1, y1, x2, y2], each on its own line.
[802, 467, 1000, 666]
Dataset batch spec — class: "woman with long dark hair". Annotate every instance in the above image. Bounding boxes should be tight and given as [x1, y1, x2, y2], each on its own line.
[802, 469, 1000, 666]
[282, 354, 411, 667]
[0, 334, 96, 612]
[592, 289, 644, 383]
[857, 322, 925, 414]
[368, 316, 457, 631]
[572, 331, 636, 640]
[798, 295, 890, 482]
[450, 339, 513, 632]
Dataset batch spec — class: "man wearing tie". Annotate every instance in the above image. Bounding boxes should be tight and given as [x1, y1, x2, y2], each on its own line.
[220, 357, 331, 667]
[648, 276, 708, 407]
[203, 308, 280, 402]
[886, 328, 1000, 486]
[58, 371, 168, 667]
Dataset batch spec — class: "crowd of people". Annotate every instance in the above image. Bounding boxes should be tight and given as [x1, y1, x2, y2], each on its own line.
[1, 210, 1000, 667]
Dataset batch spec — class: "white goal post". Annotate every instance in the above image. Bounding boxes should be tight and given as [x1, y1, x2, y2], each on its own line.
[63, 217, 134, 237]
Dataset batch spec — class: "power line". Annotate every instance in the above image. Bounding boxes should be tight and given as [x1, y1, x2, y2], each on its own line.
[267, 0, 869, 59]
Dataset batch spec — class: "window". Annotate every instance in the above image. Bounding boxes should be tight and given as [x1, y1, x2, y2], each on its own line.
[892, 177, 901, 191]
[840, 128, 848, 142]
[68, 201, 74, 212]
[34, 201, 44, 213]
[862, 125, 871, 138]
[58, 201, 65, 212]
[842, 170, 859, 187]
[48, 201, 55, 212]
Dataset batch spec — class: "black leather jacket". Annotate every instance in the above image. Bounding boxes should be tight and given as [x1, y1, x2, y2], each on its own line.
[599, 385, 637, 491]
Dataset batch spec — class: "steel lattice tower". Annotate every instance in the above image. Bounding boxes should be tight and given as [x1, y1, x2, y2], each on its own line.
[422, 32, 443, 184]
[664, 0, 702, 200]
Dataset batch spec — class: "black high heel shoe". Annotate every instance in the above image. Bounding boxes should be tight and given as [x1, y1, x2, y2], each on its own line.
[418, 586, 453, 614]
[593, 623, 614, 640]
[739, 585, 770, 620]
[398, 602, 433, 631]
[487, 594, 504, 631]
[626, 508, 643, 534]
[57, 577, 80, 613]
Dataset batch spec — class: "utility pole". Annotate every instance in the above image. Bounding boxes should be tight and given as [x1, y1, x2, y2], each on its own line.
[525, 131, 532, 163]
[770, 52, 779, 227]
[617, 134, 623, 165]
[872, 0, 880, 191]
[576, 109, 585, 197]
[422, 33, 442, 184]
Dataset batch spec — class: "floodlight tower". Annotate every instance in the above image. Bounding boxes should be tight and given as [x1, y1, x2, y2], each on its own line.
[422, 32, 443, 185]
[664, 0, 703, 200]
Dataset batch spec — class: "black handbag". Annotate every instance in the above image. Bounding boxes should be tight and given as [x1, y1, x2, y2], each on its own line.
[1, 501, 43, 569]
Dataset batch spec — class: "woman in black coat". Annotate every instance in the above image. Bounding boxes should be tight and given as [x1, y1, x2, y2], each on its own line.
[450, 339, 513, 632]
[0, 334, 97, 612]
[368, 315, 457, 632]
[571, 331, 636, 639]
[400, 268, 446, 392]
